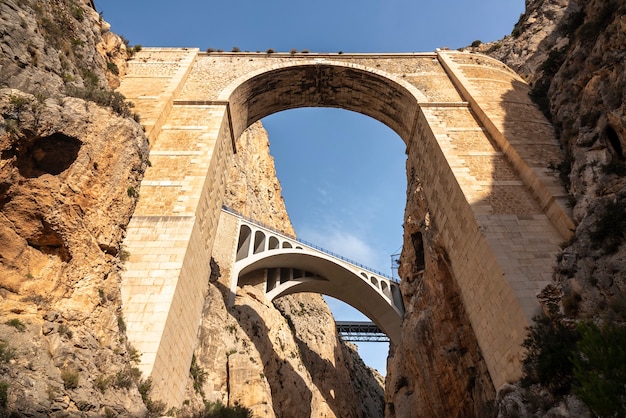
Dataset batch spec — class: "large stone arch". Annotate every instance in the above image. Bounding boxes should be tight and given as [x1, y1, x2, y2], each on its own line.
[218, 59, 427, 142]
[118, 49, 573, 406]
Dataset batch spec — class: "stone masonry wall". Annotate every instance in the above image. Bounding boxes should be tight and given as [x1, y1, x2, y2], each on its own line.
[117, 49, 571, 405]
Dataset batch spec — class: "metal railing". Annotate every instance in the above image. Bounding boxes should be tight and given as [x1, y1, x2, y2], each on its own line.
[222, 205, 399, 282]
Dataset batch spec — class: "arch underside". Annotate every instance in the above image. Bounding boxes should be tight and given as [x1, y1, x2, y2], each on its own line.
[236, 251, 403, 345]
[227, 64, 420, 143]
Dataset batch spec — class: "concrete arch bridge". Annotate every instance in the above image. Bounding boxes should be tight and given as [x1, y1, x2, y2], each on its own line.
[222, 206, 404, 344]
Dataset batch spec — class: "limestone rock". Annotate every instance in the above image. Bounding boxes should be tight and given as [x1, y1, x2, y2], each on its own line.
[0, 0, 152, 416]
[385, 165, 496, 417]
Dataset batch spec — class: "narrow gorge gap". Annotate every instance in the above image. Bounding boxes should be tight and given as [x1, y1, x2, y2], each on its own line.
[262, 107, 407, 375]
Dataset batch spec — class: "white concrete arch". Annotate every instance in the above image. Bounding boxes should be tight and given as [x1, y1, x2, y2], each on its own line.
[234, 249, 403, 345]
[228, 210, 404, 344]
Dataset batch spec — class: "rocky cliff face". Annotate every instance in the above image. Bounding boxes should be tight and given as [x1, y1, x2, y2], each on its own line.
[184, 122, 385, 418]
[384, 158, 496, 417]
[0, 0, 152, 416]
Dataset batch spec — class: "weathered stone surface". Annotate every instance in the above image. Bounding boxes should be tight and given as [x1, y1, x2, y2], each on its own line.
[476, 0, 625, 415]
[0, 0, 152, 416]
[385, 162, 496, 417]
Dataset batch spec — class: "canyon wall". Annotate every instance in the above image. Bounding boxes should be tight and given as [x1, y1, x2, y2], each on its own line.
[0, 0, 153, 415]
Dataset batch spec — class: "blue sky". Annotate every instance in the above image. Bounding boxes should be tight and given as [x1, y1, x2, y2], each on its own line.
[102, 0, 525, 375]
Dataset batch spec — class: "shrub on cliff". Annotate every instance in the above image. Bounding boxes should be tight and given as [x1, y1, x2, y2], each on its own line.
[571, 321, 626, 417]
[521, 313, 580, 395]
[196, 400, 252, 418]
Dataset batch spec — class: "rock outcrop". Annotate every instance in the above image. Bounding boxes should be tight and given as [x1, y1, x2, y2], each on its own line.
[384, 156, 496, 417]
[1, 0, 152, 416]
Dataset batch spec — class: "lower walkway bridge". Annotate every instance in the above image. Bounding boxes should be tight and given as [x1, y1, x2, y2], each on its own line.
[223, 206, 404, 345]
[336, 321, 390, 343]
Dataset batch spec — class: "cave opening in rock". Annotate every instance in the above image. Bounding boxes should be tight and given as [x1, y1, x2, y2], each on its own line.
[16, 132, 82, 177]
[606, 125, 624, 160]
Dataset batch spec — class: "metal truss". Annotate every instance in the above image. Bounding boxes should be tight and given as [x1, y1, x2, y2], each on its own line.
[336, 321, 390, 343]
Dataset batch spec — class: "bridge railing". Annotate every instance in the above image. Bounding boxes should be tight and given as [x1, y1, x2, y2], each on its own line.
[222, 205, 399, 282]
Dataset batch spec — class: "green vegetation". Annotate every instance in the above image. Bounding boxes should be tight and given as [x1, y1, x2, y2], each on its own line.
[127, 186, 139, 198]
[94, 374, 112, 393]
[190, 354, 207, 394]
[522, 313, 580, 395]
[4, 318, 26, 332]
[66, 83, 132, 118]
[572, 322, 626, 417]
[196, 400, 252, 418]
[114, 366, 141, 389]
[138, 378, 166, 416]
[8, 94, 31, 110]
[0, 341, 16, 364]
[522, 311, 626, 416]
[470, 40, 482, 47]
[547, 152, 573, 190]
[61, 369, 79, 389]
[231, 46, 241, 52]
[119, 249, 131, 263]
[117, 314, 127, 332]
[0, 381, 8, 410]
[106, 61, 120, 76]
[58, 324, 73, 339]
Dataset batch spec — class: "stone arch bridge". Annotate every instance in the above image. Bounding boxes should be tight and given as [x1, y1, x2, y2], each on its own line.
[117, 48, 574, 405]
